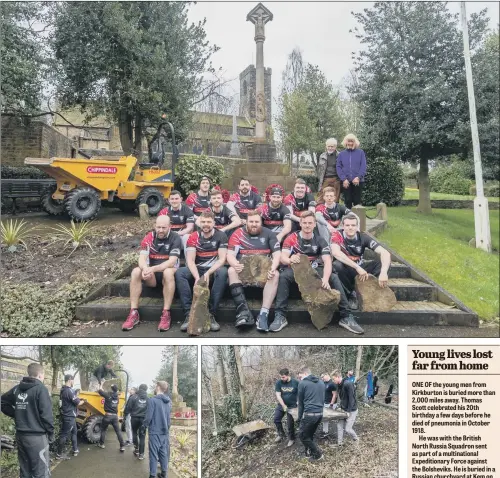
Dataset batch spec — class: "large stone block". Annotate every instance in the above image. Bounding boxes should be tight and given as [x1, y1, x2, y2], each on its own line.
[187, 278, 211, 336]
[291, 255, 340, 330]
[355, 274, 398, 312]
[245, 142, 276, 163]
[239, 255, 272, 287]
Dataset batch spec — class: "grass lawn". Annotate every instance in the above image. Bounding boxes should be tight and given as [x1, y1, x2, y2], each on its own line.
[379, 207, 499, 321]
[404, 188, 500, 202]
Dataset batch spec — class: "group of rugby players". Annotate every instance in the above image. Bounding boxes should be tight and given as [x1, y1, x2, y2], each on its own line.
[122, 175, 391, 335]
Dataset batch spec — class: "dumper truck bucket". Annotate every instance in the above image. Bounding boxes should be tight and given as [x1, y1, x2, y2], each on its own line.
[25, 156, 137, 194]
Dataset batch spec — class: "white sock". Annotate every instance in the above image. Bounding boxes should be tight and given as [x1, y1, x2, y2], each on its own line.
[260, 307, 269, 315]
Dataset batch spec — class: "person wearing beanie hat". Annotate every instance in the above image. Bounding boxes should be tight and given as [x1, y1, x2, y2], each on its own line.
[97, 383, 125, 451]
[125, 384, 149, 460]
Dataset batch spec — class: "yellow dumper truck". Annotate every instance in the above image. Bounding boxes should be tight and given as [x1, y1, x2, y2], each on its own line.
[76, 389, 127, 443]
[25, 122, 178, 221]
[76, 369, 130, 443]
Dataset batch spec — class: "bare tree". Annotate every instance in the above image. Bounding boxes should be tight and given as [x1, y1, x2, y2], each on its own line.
[234, 346, 247, 420]
[216, 347, 228, 396]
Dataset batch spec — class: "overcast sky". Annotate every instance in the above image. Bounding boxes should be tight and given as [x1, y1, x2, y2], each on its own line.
[119, 346, 166, 388]
[188, 1, 499, 119]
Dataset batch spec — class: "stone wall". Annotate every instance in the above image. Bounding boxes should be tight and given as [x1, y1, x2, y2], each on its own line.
[1, 117, 73, 167]
[1, 354, 61, 392]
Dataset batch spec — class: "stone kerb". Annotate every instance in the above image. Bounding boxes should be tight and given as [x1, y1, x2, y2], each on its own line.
[400, 199, 499, 210]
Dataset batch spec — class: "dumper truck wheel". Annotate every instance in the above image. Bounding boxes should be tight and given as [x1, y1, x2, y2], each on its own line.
[118, 200, 136, 213]
[83, 415, 103, 443]
[41, 185, 65, 216]
[136, 187, 164, 216]
[64, 187, 101, 221]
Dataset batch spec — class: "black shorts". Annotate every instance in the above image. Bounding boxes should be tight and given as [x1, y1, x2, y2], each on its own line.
[142, 272, 164, 288]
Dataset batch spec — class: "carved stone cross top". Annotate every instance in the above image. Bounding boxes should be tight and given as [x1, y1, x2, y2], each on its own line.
[246, 3, 273, 39]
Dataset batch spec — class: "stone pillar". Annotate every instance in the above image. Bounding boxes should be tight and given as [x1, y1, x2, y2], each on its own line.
[245, 3, 276, 163]
[352, 205, 367, 232]
[229, 114, 241, 157]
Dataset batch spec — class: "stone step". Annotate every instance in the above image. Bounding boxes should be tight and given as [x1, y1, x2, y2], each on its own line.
[171, 406, 191, 413]
[107, 273, 430, 302]
[75, 296, 478, 327]
[171, 418, 197, 427]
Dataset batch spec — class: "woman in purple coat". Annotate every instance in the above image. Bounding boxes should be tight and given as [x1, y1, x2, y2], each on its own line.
[336, 134, 367, 208]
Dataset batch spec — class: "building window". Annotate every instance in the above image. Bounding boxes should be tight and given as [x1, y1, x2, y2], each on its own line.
[243, 80, 247, 96]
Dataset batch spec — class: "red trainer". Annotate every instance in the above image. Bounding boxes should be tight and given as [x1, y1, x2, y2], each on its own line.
[158, 309, 171, 332]
[122, 309, 140, 331]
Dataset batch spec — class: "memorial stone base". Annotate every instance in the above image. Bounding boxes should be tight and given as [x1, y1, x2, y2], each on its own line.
[222, 142, 296, 193]
[170, 392, 197, 427]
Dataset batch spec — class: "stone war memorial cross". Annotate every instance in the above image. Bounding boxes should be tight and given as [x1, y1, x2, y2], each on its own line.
[229, 3, 297, 193]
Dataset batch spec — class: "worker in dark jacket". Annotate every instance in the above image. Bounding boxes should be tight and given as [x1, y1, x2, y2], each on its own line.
[97, 384, 125, 451]
[125, 383, 149, 460]
[57, 374, 86, 459]
[297, 366, 325, 462]
[124, 387, 137, 446]
[333, 370, 359, 445]
[1, 362, 54, 478]
[89, 360, 117, 391]
[143, 381, 172, 478]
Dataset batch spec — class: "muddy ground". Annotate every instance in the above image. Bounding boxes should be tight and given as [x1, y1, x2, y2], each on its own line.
[1, 218, 153, 290]
[202, 404, 398, 478]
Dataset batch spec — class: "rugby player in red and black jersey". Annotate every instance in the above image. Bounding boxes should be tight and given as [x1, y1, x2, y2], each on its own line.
[257, 187, 292, 243]
[284, 178, 317, 231]
[158, 190, 195, 252]
[122, 215, 182, 332]
[195, 189, 241, 237]
[175, 211, 229, 332]
[227, 210, 281, 330]
[227, 178, 262, 224]
[315, 187, 351, 243]
[331, 212, 391, 310]
[274, 211, 364, 335]
[185, 176, 211, 216]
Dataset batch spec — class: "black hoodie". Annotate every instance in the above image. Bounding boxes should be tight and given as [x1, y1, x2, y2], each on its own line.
[1, 377, 54, 437]
[297, 375, 324, 420]
[98, 389, 120, 414]
[125, 389, 149, 419]
[60, 385, 80, 418]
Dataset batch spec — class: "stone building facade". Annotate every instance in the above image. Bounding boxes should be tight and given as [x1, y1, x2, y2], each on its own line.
[1, 117, 73, 167]
[239, 64, 272, 122]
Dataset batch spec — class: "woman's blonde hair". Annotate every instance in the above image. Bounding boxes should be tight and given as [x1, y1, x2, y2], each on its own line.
[342, 134, 360, 148]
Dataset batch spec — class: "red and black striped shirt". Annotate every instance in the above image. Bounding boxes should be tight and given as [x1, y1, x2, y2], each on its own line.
[185, 192, 211, 216]
[228, 227, 280, 258]
[186, 229, 228, 269]
[140, 231, 182, 266]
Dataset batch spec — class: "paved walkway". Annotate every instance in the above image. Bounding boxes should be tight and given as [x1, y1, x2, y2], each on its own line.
[55, 320, 499, 338]
[51, 430, 179, 478]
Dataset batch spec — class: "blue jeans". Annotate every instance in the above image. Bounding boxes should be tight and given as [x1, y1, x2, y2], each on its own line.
[175, 266, 228, 317]
[148, 433, 170, 477]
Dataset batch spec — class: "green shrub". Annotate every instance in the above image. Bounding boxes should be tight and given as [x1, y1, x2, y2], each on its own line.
[430, 162, 473, 195]
[487, 184, 500, 197]
[469, 184, 500, 197]
[1, 278, 95, 337]
[403, 168, 419, 181]
[1, 166, 50, 179]
[175, 154, 225, 194]
[362, 157, 405, 206]
[299, 175, 319, 193]
[0, 415, 17, 476]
